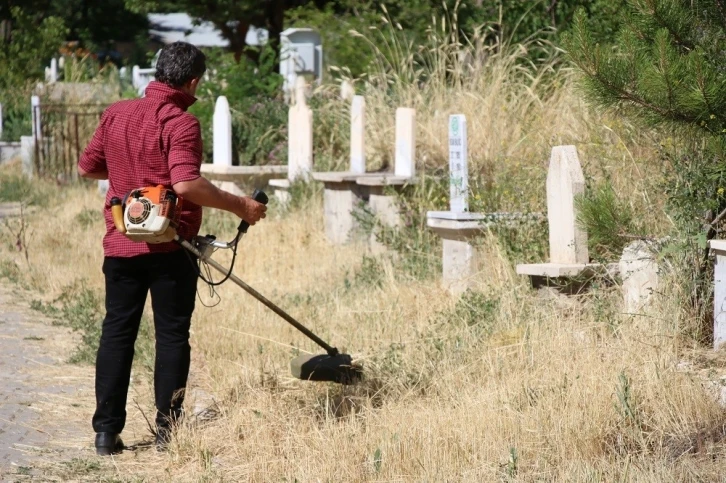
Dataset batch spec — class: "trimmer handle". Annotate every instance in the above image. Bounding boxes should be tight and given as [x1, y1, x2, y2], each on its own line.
[238, 189, 269, 233]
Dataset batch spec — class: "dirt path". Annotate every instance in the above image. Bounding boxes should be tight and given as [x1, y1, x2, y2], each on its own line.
[0, 280, 94, 481]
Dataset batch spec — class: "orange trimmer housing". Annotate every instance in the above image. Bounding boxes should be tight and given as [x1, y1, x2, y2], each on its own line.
[110, 185, 183, 243]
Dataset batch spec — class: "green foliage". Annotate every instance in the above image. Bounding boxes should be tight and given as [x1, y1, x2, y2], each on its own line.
[564, 3, 726, 135]
[576, 182, 637, 260]
[190, 47, 287, 165]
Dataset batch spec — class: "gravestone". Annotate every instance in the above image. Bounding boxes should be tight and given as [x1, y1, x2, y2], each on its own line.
[427, 115, 487, 294]
[213, 96, 232, 167]
[287, 77, 313, 182]
[395, 108, 416, 178]
[270, 78, 313, 203]
[211, 96, 244, 196]
[311, 93, 372, 244]
[448, 115, 468, 213]
[350, 95, 366, 174]
[620, 240, 660, 315]
[340, 80, 355, 102]
[50, 58, 58, 83]
[547, 145, 588, 264]
[710, 240, 726, 349]
[516, 146, 598, 280]
[0, 102, 3, 139]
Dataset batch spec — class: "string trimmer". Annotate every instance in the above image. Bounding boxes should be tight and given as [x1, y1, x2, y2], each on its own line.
[109, 186, 361, 385]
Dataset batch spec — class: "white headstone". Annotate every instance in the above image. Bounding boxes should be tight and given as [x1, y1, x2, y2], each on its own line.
[58, 56, 65, 69]
[50, 58, 58, 83]
[293, 76, 307, 107]
[395, 108, 416, 178]
[350, 95, 366, 174]
[448, 115, 468, 212]
[0, 102, 4, 140]
[547, 145, 588, 264]
[620, 240, 660, 314]
[213, 96, 233, 167]
[288, 79, 313, 181]
[31, 96, 41, 139]
[44, 67, 51, 83]
[340, 80, 355, 101]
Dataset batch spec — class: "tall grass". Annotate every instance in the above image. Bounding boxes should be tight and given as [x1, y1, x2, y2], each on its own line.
[0, 11, 722, 481]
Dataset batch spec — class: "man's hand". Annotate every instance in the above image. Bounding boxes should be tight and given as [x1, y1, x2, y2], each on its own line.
[235, 196, 267, 225]
[173, 177, 268, 225]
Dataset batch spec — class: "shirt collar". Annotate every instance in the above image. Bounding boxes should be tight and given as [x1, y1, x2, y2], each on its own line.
[144, 81, 197, 110]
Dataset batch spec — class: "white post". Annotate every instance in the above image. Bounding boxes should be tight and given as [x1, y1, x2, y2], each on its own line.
[715, 247, 726, 349]
[350, 95, 366, 174]
[395, 108, 416, 178]
[50, 58, 58, 83]
[31, 95, 41, 139]
[288, 77, 313, 181]
[132, 65, 140, 89]
[448, 115, 468, 212]
[213, 96, 233, 167]
[546, 145, 588, 264]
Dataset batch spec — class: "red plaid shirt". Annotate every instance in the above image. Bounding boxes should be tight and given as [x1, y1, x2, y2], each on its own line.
[79, 81, 204, 258]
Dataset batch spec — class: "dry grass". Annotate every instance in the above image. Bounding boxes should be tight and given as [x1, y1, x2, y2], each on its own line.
[1, 159, 726, 481]
[0, 17, 722, 481]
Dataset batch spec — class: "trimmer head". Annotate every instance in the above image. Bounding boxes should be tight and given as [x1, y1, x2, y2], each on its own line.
[290, 353, 362, 385]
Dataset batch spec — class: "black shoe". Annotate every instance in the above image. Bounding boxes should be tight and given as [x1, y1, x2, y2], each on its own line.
[155, 426, 172, 452]
[95, 432, 124, 456]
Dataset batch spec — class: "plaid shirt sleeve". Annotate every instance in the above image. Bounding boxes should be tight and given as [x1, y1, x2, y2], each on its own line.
[168, 117, 202, 185]
[78, 111, 108, 174]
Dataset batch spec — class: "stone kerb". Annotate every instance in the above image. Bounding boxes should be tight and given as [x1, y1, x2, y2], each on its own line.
[516, 145, 600, 281]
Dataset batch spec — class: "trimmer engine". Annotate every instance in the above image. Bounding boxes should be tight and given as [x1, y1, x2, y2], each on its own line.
[110, 185, 182, 243]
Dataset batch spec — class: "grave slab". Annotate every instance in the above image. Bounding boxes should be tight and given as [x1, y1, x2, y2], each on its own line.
[710, 239, 726, 349]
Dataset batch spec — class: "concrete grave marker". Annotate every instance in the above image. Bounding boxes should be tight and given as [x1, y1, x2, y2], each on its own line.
[449, 115, 468, 213]
[516, 145, 599, 281]
[0, 103, 3, 139]
[350, 95, 366, 174]
[50, 58, 58, 83]
[620, 241, 660, 315]
[340, 80, 355, 102]
[395, 108, 416, 178]
[213, 96, 232, 167]
[287, 77, 313, 181]
[547, 145, 588, 264]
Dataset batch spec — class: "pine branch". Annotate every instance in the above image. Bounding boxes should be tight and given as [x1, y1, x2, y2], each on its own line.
[639, 0, 694, 51]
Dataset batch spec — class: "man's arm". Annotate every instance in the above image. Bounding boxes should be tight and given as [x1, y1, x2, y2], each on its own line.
[78, 111, 108, 179]
[169, 119, 265, 224]
[78, 167, 109, 180]
[173, 177, 266, 225]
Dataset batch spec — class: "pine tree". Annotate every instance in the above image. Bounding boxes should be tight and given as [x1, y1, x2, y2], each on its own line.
[564, 0, 726, 136]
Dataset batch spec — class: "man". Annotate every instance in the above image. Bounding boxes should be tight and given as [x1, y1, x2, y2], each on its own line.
[78, 41, 266, 455]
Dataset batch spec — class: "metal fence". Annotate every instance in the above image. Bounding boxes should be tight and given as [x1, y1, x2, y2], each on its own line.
[32, 103, 108, 180]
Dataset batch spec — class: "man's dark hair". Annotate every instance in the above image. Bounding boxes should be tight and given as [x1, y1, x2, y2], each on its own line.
[155, 42, 206, 88]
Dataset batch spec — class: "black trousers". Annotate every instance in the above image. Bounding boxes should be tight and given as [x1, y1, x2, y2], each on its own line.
[92, 250, 197, 434]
